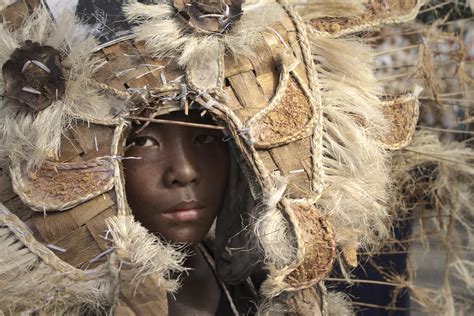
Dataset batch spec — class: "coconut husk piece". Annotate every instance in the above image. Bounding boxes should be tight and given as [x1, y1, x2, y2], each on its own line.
[379, 95, 420, 150]
[309, 0, 424, 37]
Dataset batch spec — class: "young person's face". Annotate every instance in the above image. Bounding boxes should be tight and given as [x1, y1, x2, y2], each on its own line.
[123, 111, 229, 244]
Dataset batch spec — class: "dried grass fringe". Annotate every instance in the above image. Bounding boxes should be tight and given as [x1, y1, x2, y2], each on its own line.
[0, 225, 112, 314]
[326, 290, 353, 316]
[288, 0, 368, 20]
[124, 0, 285, 64]
[309, 34, 391, 254]
[391, 130, 474, 302]
[252, 174, 298, 269]
[106, 215, 187, 293]
[0, 8, 109, 171]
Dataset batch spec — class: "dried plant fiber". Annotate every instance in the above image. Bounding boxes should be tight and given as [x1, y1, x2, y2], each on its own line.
[0, 8, 110, 171]
[309, 34, 391, 254]
[0, 203, 113, 314]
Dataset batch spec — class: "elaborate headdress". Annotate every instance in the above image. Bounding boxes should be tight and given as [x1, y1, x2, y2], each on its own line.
[0, 0, 472, 314]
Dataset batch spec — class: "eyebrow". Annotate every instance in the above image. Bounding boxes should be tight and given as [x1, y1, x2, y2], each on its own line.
[127, 116, 226, 131]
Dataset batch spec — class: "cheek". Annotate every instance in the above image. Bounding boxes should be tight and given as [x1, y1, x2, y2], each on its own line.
[200, 145, 229, 183]
[123, 159, 158, 204]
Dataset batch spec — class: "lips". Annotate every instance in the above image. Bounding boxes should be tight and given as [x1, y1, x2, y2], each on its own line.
[161, 201, 205, 222]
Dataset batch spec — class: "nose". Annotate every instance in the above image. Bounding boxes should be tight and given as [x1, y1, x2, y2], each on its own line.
[162, 146, 200, 188]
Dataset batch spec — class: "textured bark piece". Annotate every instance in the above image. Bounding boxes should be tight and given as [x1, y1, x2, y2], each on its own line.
[380, 95, 419, 150]
[254, 76, 313, 147]
[25, 200, 116, 267]
[285, 203, 335, 290]
[133, 41, 184, 85]
[92, 50, 127, 92]
[2, 41, 65, 112]
[310, 0, 419, 36]
[12, 159, 115, 212]
[279, 286, 323, 316]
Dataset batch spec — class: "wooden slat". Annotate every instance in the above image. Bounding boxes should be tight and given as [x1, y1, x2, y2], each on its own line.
[228, 71, 267, 109]
[86, 207, 116, 251]
[224, 54, 254, 77]
[69, 123, 114, 158]
[270, 138, 311, 173]
[222, 85, 244, 111]
[248, 39, 275, 77]
[57, 130, 83, 163]
[29, 211, 78, 243]
[256, 71, 279, 100]
[55, 225, 103, 268]
[93, 51, 127, 92]
[102, 40, 161, 89]
[262, 22, 288, 61]
[134, 42, 184, 85]
[270, 137, 312, 198]
[3, 196, 35, 222]
[256, 150, 279, 174]
[0, 173, 15, 202]
[69, 193, 115, 227]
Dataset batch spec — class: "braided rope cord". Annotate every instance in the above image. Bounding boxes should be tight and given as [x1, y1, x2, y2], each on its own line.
[111, 122, 130, 216]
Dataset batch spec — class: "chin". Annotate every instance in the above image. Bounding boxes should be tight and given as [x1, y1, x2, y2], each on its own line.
[161, 228, 209, 245]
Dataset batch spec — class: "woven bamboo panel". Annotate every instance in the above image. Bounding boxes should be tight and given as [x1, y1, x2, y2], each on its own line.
[0, 0, 316, 270]
[0, 0, 119, 269]
[90, 13, 315, 200]
[1, 124, 118, 268]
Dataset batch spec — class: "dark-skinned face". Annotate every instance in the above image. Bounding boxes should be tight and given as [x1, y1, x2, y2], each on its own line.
[123, 111, 229, 244]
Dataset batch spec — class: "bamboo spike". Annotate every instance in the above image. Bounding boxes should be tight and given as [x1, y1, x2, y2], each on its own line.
[127, 116, 226, 130]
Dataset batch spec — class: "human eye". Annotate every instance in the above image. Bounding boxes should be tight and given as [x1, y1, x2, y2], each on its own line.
[194, 134, 219, 144]
[129, 137, 158, 148]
